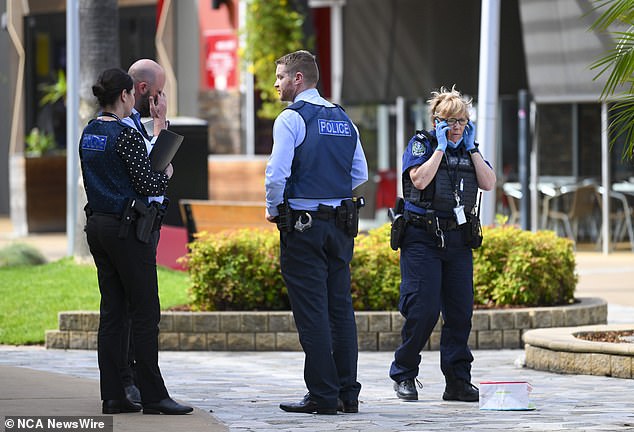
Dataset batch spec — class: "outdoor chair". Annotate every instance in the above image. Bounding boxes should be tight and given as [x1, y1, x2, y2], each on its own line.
[544, 183, 600, 247]
[596, 186, 634, 252]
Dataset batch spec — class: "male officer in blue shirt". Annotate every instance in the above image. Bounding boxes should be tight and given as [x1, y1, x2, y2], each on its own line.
[265, 50, 368, 415]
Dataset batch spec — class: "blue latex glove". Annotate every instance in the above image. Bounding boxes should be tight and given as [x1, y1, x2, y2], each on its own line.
[435, 120, 449, 153]
[464, 120, 476, 152]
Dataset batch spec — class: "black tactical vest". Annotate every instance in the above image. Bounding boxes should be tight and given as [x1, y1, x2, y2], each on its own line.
[403, 131, 479, 213]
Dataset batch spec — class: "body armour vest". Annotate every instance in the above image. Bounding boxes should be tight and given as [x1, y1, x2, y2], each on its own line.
[79, 119, 148, 215]
[403, 131, 479, 214]
[285, 101, 357, 199]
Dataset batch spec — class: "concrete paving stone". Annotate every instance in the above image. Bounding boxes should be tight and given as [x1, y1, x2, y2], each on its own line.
[2, 345, 634, 431]
[2, 220, 634, 430]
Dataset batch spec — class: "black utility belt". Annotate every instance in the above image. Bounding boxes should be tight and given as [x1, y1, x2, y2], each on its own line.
[89, 211, 121, 220]
[277, 198, 364, 237]
[292, 205, 338, 221]
[85, 198, 166, 243]
[405, 211, 460, 231]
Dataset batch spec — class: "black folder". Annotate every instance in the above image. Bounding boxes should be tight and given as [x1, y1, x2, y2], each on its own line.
[149, 129, 184, 172]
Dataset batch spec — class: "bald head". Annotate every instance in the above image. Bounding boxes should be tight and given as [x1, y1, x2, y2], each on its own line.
[128, 59, 166, 116]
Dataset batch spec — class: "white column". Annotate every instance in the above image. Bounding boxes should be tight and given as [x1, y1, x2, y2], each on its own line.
[66, 0, 80, 256]
[377, 105, 389, 172]
[395, 97, 406, 198]
[601, 103, 610, 254]
[477, 0, 501, 226]
[529, 100, 539, 232]
[330, 1, 344, 104]
[239, 0, 255, 155]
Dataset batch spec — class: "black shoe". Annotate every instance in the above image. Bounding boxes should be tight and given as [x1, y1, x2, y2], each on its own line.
[393, 378, 420, 401]
[442, 379, 479, 402]
[279, 393, 337, 415]
[143, 397, 194, 415]
[337, 398, 359, 413]
[102, 399, 142, 414]
[124, 385, 142, 404]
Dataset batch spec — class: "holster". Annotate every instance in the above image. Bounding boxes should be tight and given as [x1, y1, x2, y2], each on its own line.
[462, 213, 483, 249]
[134, 202, 157, 244]
[276, 201, 294, 233]
[388, 197, 406, 251]
[151, 198, 169, 231]
[336, 196, 364, 237]
[118, 199, 137, 239]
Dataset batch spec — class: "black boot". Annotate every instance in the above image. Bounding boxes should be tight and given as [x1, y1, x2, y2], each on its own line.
[442, 378, 479, 402]
[393, 378, 420, 401]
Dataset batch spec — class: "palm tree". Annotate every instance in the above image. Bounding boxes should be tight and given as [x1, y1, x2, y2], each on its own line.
[73, 0, 120, 258]
[590, 0, 634, 160]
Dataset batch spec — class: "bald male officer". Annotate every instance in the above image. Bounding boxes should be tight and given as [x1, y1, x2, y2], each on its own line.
[118, 59, 170, 404]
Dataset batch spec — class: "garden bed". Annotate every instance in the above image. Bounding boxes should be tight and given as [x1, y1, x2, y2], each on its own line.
[524, 324, 634, 379]
[46, 297, 607, 351]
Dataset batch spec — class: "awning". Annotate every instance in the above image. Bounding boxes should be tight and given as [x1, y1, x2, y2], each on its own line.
[518, 0, 613, 103]
[341, 0, 482, 104]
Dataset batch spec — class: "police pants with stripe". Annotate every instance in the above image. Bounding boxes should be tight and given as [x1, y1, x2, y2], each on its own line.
[280, 217, 362, 409]
[389, 224, 474, 383]
[85, 214, 169, 403]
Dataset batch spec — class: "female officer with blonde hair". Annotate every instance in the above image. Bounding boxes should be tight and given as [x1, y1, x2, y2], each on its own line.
[389, 86, 496, 403]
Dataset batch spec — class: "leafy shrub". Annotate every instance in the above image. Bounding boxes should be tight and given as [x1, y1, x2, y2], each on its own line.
[185, 224, 577, 311]
[184, 229, 288, 311]
[0, 243, 47, 267]
[350, 224, 400, 310]
[473, 225, 577, 307]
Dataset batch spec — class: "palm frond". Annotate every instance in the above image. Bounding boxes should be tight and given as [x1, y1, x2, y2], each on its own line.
[590, 0, 634, 31]
[591, 30, 634, 99]
[608, 97, 634, 158]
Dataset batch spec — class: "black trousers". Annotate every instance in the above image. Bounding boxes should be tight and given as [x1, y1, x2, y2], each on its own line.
[120, 230, 161, 388]
[389, 224, 474, 383]
[85, 214, 168, 403]
[280, 217, 362, 409]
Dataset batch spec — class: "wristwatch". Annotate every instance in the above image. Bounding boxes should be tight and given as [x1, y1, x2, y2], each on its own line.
[468, 148, 479, 155]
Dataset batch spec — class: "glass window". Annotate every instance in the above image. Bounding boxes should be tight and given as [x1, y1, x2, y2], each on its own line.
[537, 104, 572, 176]
[578, 104, 602, 180]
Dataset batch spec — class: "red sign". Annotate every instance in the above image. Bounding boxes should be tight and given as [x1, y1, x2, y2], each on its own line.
[205, 31, 238, 90]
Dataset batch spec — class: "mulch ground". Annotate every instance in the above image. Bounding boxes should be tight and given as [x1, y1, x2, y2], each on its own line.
[574, 330, 634, 343]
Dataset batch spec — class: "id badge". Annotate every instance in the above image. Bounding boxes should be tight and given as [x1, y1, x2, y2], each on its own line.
[454, 205, 467, 225]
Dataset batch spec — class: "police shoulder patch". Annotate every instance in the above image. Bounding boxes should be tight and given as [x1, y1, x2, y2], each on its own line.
[81, 134, 107, 151]
[412, 140, 426, 157]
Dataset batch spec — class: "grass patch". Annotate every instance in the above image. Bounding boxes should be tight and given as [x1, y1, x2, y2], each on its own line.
[0, 257, 190, 345]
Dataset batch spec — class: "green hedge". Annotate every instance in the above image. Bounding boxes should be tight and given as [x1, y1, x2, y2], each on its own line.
[185, 229, 288, 311]
[474, 225, 577, 307]
[185, 224, 577, 311]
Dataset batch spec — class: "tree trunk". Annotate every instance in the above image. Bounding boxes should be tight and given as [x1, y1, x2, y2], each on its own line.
[73, 0, 121, 261]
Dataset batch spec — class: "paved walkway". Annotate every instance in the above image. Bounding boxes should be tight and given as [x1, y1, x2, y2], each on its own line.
[2, 345, 634, 431]
[1, 218, 634, 431]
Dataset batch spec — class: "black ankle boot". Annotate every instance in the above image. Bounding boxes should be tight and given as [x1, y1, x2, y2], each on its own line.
[442, 378, 479, 402]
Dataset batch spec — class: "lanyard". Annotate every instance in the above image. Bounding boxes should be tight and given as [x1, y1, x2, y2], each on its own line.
[443, 152, 463, 207]
[99, 111, 121, 122]
[131, 112, 151, 140]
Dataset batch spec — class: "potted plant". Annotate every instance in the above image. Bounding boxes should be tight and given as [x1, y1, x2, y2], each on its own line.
[24, 70, 67, 233]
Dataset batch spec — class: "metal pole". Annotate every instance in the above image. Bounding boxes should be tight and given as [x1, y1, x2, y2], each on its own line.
[377, 105, 389, 171]
[239, 0, 255, 155]
[66, 0, 80, 256]
[476, 0, 501, 226]
[330, 2, 343, 104]
[518, 89, 530, 230]
[395, 96, 405, 198]
[601, 102, 610, 254]
[529, 100, 539, 232]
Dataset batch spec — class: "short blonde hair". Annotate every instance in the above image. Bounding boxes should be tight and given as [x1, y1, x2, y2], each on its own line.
[428, 85, 472, 123]
[275, 50, 319, 86]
